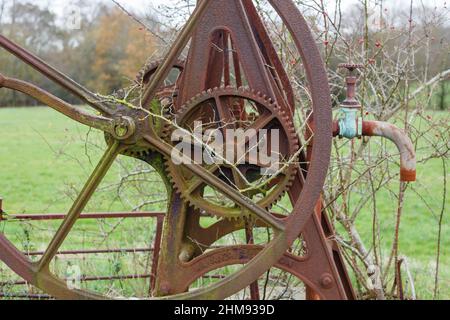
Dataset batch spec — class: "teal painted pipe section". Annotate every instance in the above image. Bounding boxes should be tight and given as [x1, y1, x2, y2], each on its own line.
[338, 108, 362, 139]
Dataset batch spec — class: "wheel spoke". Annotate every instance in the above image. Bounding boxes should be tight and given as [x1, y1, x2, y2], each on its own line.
[141, 0, 212, 106]
[232, 167, 247, 190]
[232, 167, 249, 216]
[237, 112, 275, 149]
[0, 76, 114, 134]
[214, 96, 235, 134]
[0, 35, 113, 115]
[37, 141, 121, 271]
[144, 134, 285, 231]
[186, 165, 220, 195]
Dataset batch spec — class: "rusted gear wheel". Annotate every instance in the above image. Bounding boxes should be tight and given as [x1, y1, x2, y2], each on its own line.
[165, 87, 299, 220]
[136, 58, 185, 87]
[135, 58, 185, 106]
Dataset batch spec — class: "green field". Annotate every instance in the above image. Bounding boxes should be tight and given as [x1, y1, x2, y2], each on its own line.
[0, 106, 448, 299]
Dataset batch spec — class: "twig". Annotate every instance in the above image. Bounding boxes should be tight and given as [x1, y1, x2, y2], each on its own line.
[434, 157, 447, 299]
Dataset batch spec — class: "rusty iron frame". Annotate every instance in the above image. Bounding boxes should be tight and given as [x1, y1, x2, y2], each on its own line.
[0, 0, 383, 300]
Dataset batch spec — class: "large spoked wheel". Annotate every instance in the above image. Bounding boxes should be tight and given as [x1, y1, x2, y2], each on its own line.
[0, 0, 332, 300]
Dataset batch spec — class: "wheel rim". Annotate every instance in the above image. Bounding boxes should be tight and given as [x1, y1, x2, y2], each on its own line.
[0, 0, 332, 300]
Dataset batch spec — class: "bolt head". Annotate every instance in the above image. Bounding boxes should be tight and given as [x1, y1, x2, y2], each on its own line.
[112, 116, 136, 140]
[158, 283, 171, 296]
[320, 273, 334, 289]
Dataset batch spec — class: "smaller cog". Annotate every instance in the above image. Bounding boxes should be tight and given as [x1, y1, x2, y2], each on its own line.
[104, 59, 185, 160]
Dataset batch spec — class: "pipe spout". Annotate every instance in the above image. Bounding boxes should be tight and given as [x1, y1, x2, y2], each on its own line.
[333, 120, 416, 182]
[363, 121, 416, 182]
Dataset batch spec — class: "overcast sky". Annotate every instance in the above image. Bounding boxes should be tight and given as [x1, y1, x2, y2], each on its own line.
[101, 0, 419, 11]
[32, 0, 450, 13]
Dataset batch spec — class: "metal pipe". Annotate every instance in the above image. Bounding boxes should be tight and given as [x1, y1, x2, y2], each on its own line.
[333, 120, 416, 182]
[362, 121, 416, 182]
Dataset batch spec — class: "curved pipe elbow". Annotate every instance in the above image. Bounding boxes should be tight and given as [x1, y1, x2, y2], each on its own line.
[333, 120, 416, 182]
[363, 121, 416, 182]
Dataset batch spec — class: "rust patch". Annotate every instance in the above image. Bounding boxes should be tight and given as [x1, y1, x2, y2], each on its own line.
[400, 168, 416, 182]
[362, 121, 376, 136]
[332, 120, 340, 137]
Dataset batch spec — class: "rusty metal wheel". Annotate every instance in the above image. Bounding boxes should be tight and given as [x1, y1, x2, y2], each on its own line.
[165, 86, 299, 220]
[183, 248, 321, 300]
[0, 0, 332, 300]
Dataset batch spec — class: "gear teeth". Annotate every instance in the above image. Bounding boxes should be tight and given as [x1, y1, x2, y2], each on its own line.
[164, 87, 299, 221]
[135, 58, 185, 86]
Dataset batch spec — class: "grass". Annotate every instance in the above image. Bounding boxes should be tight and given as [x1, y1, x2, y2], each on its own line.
[0, 106, 448, 299]
[0, 107, 164, 297]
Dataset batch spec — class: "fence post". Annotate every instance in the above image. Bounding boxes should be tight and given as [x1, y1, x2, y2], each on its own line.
[0, 197, 4, 220]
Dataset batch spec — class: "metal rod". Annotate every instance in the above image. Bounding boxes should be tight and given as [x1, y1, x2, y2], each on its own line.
[0, 274, 225, 287]
[245, 220, 261, 300]
[22, 246, 225, 258]
[149, 215, 164, 294]
[37, 141, 121, 270]
[0, 197, 3, 220]
[1, 274, 152, 286]
[0, 293, 52, 299]
[24, 247, 154, 257]
[141, 0, 211, 106]
[0, 75, 114, 133]
[3, 211, 165, 221]
[0, 35, 112, 115]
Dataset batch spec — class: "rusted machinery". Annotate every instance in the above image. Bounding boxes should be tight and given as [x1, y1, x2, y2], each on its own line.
[0, 0, 415, 300]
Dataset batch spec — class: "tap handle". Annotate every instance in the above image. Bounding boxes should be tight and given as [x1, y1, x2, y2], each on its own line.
[338, 63, 364, 109]
[338, 63, 364, 74]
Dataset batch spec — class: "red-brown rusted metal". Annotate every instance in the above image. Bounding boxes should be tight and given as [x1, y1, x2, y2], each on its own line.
[1, 0, 417, 300]
[333, 120, 416, 182]
[338, 64, 364, 109]
[2, 211, 165, 221]
[149, 215, 164, 293]
[362, 121, 416, 182]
